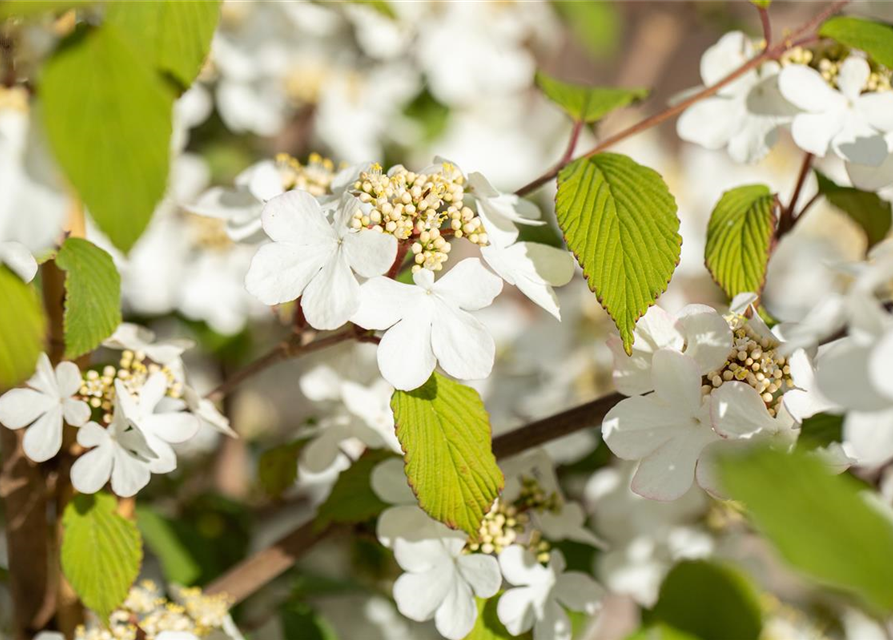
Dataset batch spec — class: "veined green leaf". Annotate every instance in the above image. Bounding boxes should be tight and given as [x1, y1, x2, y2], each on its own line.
[650, 560, 763, 640]
[106, 0, 221, 88]
[0, 267, 46, 387]
[704, 184, 777, 300]
[720, 447, 893, 612]
[316, 450, 393, 530]
[816, 171, 892, 248]
[820, 16, 893, 67]
[391, 372, 503, 536]
[536, 72, 648, 123]
[41, 24, 173, 254]
[61, 492, 142, 620]
[55, 237, 121, 359]
[556, 153, 681, 354]
[259, 439, 308, 499]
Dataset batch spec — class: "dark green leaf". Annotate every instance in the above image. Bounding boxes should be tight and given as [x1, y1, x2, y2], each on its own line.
[720, 447, 893, 612]
[105, 0, 221, 88]
[280, 601, 339, 640]
[537, 72, 648, 123]
[137, 505, 201, 586]
[259, 439, 307, 499]
[316, 451, 393, 530]
[55, 237, 121, 359]
[392, 372, 503, 536]
[816, 171, 891, 248]
[0, 267, 45, 387]
[796, 412, 844, 452]
[41, 24, 173, 253]
[556, 153, 681, 353]
[0, 1, 90, 19]
[704, 184, 777, 299]
[61, 492, 142, 620]
[553, 0, 621, 59]
[820, 16, 893, 67]
[650, 560, 762, 640]
[625, 624, 701, 640]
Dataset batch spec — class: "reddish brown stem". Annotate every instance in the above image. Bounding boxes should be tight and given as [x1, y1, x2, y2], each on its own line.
[758, 6, 772, 46]
[780, 152, 814, 236]
[386, 241, 411, 279]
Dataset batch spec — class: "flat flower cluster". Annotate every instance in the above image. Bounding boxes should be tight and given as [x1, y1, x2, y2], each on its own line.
[372, 451, 604, 640]
[678, 32, 893, 190]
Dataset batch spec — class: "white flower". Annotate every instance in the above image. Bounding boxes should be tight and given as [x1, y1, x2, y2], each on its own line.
[115, 376, 200, 474]
[246, 191, 397, 329]
[377, 505, 501, 640]
[351, 258, 503, 390]
[467, 171, 544, 248]
[103, 323, 193, 368]
[779, 55, 893, 165]
[70, 398, 155, 498]
[0, 353, 90, 462]
[677, 32, 795, 163]
[0, 240, 37, 282]
[497, 546, 604, 640]
[608, 304, 732, 396]
[188, 160, 284, 243]
[847, 132, 893, 191]
[603, 349, 721, 501]
[481, 241, 575, 320]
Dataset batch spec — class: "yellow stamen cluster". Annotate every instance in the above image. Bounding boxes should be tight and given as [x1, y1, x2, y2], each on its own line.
[781, 45, 892, 92]
[350, 162, 487, 271]
[466, 476, 560, 563]
[186, 213, 233, 250]
[75, 581, 234, 640]
[78, 352, 182, 424]
[276, 152, 337, 197]
[700, 319, 793, 416]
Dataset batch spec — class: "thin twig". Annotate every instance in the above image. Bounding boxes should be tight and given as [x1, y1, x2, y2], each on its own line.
[560, 120, 584, 166]
[758, 6, 772, 46]
[780, 152, 814, 236]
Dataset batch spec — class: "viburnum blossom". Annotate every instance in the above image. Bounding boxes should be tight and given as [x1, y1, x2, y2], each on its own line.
[779, 54, 893, 165]
[377, 505, 502, 640]
[0, 353, 90, 462]
[70, 396, 155, 497]
[497, 545, 604, 640]
[677, 32, 795, 163]
[352, 257, 503, 390]
[466, 171, 544, 247]
[246, 190, 397, 329]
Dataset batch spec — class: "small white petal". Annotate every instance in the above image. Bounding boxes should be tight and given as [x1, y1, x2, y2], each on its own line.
[378, 307, 436, 391]
[22, 405, 63, 462]
[351, 277, 420, 330]
[0, 388, 55, 429]
[433, 258, 503, 311]
[710, 382, 779, 439]
[342, 229, 398, 278]
[260, 190, 334, 244]
[62, 399, 91, 427]
[301, 253, 360, 330]
[779, 65, 845, 112]
[0, 241, 38, 282]
[245, 241, 333, 305]
[70, 445, 113, 494]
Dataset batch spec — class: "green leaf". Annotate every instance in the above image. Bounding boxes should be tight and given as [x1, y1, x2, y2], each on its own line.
[816, 171, 892, 248]
[280, 601, 339, 640]
[796, 412, 844, 452]
[536, 72, 647, 123]
[61, 492, 142, 620]
[105, 0, 221, 88]
[720, 447, 893, 612]
[41, 24, 173, 254]
[258, 439, 307, 499]
[0, 1, 90, 19]
[464, 596, 532, 640]
[553, 0, 621, 59]
[349, 0, 396, 20]
[0, 267, 46, 387]
[649, 560, 762, 640]
[750, 0, 771, 8]
[316, 451, 393, 531]
[704, 184, 777, 300]
[820, 16, 893, 67]
[55, 237, 121, 359]
[625, 625, 701, 640]
[391, 372, 504, 536]
[556, 153, 681, 354]
[136, 505, 201, 586]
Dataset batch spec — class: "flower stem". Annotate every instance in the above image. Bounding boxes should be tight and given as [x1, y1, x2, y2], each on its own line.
[779, 152, 814, 236]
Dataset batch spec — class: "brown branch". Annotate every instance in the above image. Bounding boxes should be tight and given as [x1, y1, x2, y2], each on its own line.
[514, 0, 850, 198]
[758, 6, 772, 47]
[206, 391, 624, 604]
[779, 152, 814, 236]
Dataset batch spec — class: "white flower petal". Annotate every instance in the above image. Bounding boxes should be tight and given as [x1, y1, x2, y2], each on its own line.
[246, 160, 285, 201]
[351, 277, 420, 330]
[499, 544, 551, 587]
[858, 92, 893, 133]
[378, 307, 436, 391]
[631, 427, 717, 501]
[677, 97, 740, 150]
[70, 444, 113, 494]
[245, 241, 333, 305]
[677, 304, 733, 375]
[535, 599, 574, 640]
[110, 445, 152, 497]
[393, 567, 452, 622]
[435, 577, 478, 640]
[260, 190, 333, 244]
[497, 586, 539, 636]
[140, 412, 200, 445]
[342, 229, 398, 278]
[700, 32, 751, 88]
[30, 353, 59, 397]
[22, 405, 63, 462]
[843, 409, 893, 469]
[816, 337, 891, 412]
[54, 361, 83, 397]
[869, 331, 893, 401]
[651, 350, 702, 415]
[710, 382, 778, 439]
[603, 395, 689, 461]
[779, 65, 845, 112]
[301, 425, 349, 474]
[0, 241, 38, 282]
[431, 305, 495, 382]
[301, 253, 360, 330]
[837, 56, 871, 100]
[62, 398, 90, 427]
[791, 110, 845, 157]
[371, 458, 415, 505]
[433, 258, 503, 311]
[0, 388, 55, 429]
[457, 553, 501, 598]
[847, 150, 893, 191]
[553, 571, 605, 614]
